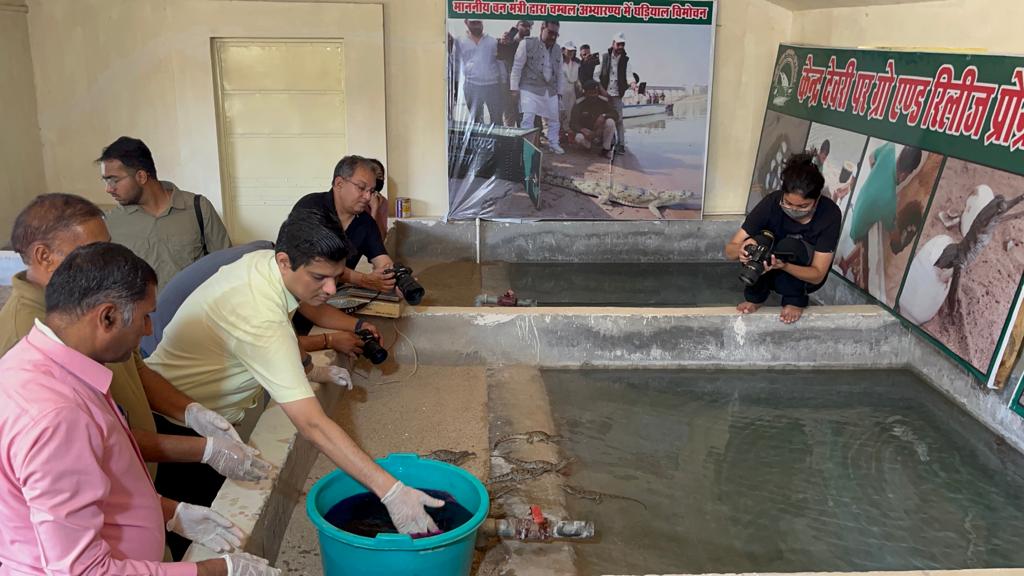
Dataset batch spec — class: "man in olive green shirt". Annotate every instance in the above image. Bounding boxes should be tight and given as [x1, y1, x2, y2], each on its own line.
[0, 194, 267, 487]
[99, 136, 231, 292]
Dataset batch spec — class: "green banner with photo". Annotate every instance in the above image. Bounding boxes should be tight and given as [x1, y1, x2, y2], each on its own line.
[749, 44, 1024, 393]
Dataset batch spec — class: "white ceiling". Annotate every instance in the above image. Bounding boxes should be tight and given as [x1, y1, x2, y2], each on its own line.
[765, 0, 946, 11]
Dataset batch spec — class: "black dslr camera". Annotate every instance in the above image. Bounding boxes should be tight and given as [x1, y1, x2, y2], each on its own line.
[356, 329, 388, 365]
[738, 230, 776, 286]
[387, 264, 425, 305]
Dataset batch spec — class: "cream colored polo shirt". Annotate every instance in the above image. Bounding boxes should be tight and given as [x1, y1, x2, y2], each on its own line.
[0, 271, 159, 478]
[106, 181, 231, 292]
[145, 250, 314, 423]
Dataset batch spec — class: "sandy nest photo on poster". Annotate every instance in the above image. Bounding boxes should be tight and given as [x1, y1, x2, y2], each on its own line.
[901, 159, 1024, 372]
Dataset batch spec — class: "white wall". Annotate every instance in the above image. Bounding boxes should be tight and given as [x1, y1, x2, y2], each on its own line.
[705, 0, 793, 215]
[26, 0, 388, 217]
[0, 0, 46, 244]
[791, 0, 1024, 54]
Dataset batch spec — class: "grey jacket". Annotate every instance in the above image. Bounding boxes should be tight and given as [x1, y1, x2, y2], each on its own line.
[510, 37, 563, 97]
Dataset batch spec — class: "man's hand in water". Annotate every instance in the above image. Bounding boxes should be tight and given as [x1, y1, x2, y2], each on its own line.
[381, 481, 445, 534]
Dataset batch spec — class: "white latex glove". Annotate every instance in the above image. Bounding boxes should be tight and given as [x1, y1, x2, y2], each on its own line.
[202, 437, 274, 481]
[185, 402, 242, 443]
[308, 365, 353, 390]
[380, 481, 445, 535]
[223, 552, 281, 576]
[167, 502, 243, 553]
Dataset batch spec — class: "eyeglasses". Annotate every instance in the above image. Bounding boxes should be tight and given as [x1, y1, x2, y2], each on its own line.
[779, 197, 815, 211]
[343, 177, 374, 195]
[101, 175, 127, 187]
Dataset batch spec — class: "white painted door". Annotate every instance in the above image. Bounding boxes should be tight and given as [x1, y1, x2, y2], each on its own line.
[213, 37, 384, 243]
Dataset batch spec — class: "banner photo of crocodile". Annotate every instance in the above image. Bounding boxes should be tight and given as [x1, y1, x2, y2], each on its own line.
[445, 0, 716, 220]
[747, 43, 1024, 389]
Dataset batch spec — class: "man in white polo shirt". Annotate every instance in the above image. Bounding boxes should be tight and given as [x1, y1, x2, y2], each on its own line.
[147, 209, 443, 535]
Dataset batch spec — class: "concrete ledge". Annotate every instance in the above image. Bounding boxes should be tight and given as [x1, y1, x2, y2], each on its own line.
[395, 305, 903, 368]
[183, 375, 342, 563]
[393, 219, 743, 263]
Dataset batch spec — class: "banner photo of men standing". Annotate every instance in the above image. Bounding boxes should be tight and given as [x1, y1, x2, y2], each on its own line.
[446, 1, 716, 220]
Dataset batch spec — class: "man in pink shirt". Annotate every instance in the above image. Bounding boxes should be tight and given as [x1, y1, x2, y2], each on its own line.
[0, 242, 279, 576]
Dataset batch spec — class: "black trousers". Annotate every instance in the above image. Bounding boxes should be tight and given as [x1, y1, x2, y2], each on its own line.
[743, 237, 824, 308]
[744, 269, 825, 308]
[154, 414, 226, 560]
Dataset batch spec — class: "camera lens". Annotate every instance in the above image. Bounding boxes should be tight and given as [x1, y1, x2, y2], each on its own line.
[358, 330, 388, 365]
[738, 263, 762, 286]
[391, 265, 425, 305]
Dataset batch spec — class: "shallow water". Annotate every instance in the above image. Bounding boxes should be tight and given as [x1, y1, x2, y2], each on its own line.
[543, 369, 1024, 574]
[415, 260, 764, 307]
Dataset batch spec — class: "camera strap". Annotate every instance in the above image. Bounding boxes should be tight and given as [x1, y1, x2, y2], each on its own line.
[334, 291, 383, 314]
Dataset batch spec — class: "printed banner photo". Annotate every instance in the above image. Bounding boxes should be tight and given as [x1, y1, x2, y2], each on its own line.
[748, 44, 1024, 389]
[446, 0, 716, 220]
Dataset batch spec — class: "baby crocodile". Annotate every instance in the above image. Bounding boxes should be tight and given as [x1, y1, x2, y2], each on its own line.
[487, 457, 575, 485]
[421, 449, 476, 466]
[562, 484, 647, 510]
[492, 430, 561, 451]
[496, 455, 562, 471]
[488, 483, 519, 500]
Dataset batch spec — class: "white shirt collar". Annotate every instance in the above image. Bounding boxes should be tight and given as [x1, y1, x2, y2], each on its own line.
[34, 318, 65, 345]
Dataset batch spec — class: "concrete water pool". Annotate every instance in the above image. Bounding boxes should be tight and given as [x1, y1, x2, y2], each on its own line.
[544, 368, 1024, 575]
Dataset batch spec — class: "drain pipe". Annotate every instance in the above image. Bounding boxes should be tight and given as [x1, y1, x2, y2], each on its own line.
[480, 505, 595, 542]
[480, 517, 595, 542]
[474, 290, 538, 307]
[475, 217, 481, 264]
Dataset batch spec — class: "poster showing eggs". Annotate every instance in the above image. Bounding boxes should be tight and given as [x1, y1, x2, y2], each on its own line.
[897, 159, 1024, 374]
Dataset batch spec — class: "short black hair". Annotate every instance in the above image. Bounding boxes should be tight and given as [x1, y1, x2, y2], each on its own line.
[11, 194, 105, 264]
[368, 158, 386, 192]
[97, 136, 158, 179]
[582, 79, 600, 92]
[780, 153, 825, 200]
[580, 44, 591, 51]
[543, 20, 560, 29]
[818, 138, 831, 156]
[276, 209, 352, 270]
[897, 145, 922, 177]
[46, 242, 157, 326]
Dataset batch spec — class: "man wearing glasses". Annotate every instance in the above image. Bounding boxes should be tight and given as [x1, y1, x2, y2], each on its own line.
[287, 156, 400, 338]
[292, 155, 396, 295]
[99, 136, 231, 292]
[725, 153, 842, 324]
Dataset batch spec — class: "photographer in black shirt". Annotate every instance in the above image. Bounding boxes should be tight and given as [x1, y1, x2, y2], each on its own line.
[724, 153, 842, 324]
